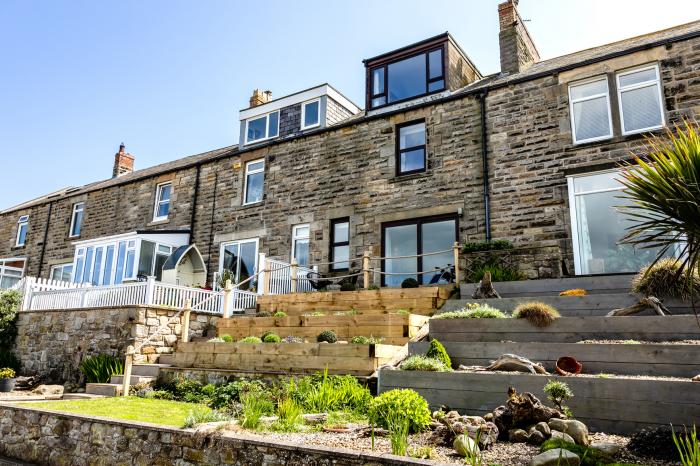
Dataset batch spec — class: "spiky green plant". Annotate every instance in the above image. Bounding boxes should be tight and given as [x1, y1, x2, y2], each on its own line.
[672, 425, 700, 466]
[618, 120, 700, 306]
[79, 354, 124, 383]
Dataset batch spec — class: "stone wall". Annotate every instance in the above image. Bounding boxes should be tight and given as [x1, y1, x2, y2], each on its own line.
[0, 405, 432, 466]
[13, 306, 219, 384]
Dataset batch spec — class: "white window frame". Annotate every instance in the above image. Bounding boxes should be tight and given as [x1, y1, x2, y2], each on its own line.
[15, 215, 29, 247]
[291, 224, 310, 265]
[244, 110, 280, 145]
[301, 98, 321, 130]
[69, 202, 84, 238]
[153, 182, 172, 222]
[243, 159, 265, 205]
[218, 237, 259, 285]
[568, 76, 614, 144]
[0, 258, 26, 289]
[50, 263, 74, 282]
[616, 63, 665, 136]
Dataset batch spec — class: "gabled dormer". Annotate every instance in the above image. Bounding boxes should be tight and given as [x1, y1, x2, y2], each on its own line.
[363, 32, 481, 112]
[239, 84, 361, 146]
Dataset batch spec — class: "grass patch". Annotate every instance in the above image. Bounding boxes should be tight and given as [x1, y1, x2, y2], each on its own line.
[17, 397, 203, 427]
[400, 355, 452, 372]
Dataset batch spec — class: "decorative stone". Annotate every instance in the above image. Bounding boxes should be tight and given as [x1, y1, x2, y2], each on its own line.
[529, 449, 581, 466]
[31, 385, 64, 396]
[550, 430, 575, 444]
[453, 434, 480, 457]
[548, 419, 589, 446]
[532, 421, 551, 437]
[692, 374, 700, 382]
[508, 428, 529, 443]
[590, 442, 621, 456]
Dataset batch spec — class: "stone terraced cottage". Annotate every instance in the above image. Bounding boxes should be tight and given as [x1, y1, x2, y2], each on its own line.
[0, 0, 699, 292]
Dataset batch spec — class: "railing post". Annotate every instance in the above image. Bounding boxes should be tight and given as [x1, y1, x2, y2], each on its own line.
[79, 287, 88, 308]
[261, 255, 270, 296]
[256, 253, 266, 296]
[290, 259, 298, 294]
[182, 298, 192, 343]
[363, 251, 371, 290]
[453, 241, 461, 285]
[145, 276, 156, 305]
[122, 345, 134, 397]
[222, 279, 232, 319]
[22, 277, 34, 311]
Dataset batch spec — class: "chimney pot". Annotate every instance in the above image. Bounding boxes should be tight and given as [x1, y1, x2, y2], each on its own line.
[113, 143, 134, 178]
[249, 89, 272, 108]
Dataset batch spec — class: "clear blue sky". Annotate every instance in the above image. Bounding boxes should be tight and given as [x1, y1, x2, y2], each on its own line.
[1, 0, 698, 209]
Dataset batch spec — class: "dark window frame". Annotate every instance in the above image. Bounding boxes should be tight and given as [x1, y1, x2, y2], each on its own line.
[329, 217, 350, 271]
[380, 213, 459, 287]
[369, 45, 446, 110]
[395, 119, 427, 176]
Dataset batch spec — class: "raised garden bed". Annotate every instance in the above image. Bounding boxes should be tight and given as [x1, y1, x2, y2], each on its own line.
[172, 341, 403, 376]
[217, 314, 428, 345]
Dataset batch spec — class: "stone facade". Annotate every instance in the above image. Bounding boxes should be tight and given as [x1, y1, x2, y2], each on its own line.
[13, 306, 219, 384]
[0, 405, 434, 466]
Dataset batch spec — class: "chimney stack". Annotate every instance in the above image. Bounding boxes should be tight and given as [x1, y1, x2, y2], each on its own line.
[249, 89, 272, 108]
[498, 0, 540, 75]
[113, 143, 134, 178]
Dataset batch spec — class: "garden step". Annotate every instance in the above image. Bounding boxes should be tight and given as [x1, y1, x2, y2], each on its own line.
[459, 274, 634, 298]
[109, 375, 156, 386]
[131, 363, 171, 378]
[85, 383, 122, 397]
[157, 354, 174, 365]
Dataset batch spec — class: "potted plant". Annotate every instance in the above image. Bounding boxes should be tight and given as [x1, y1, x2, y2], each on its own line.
[0, 367, 16, 392]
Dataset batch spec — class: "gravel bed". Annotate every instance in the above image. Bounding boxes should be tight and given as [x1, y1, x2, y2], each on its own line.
[578, 339, 700, 345]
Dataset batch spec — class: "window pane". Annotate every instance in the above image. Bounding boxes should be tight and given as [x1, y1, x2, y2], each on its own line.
[371, 96, 386, 107]
[51, 267, 62, 281]
[570, 79, 608, 100]
[125, 249, 135, 279]
[388, 54, 426, 103]
[103, 246, 114, 285]
[372, 67, 385, 95]
[245, 172, 264, 203]
[138, 241, 156, 277]
[619, 68, 658, 88]
[399, 123, 425, 149]
[400, 148, 426, 173]
[422, 220, 456, 285]
[573, 96, 611, 141]
[294, 239, 309, 267]
[115, 241, 126, 284]
[295, 226, 310, 238]
[83, 247, 94, 284]
[384, 224, 417, 287]
[428, 80, 445, 92]
[74, 257, 84, 283]
[333, 221, 349, 243]
[573, 171, 620, 193]
[621, 86, 662, 132]
[222, 243, 240, 276]
[156, 199, 170, 218]
[154, 253, 168, 281]
[238, 241, 257, 289]
[428, 49, 443, 79]
[92, 248, 103, 285]
[268, 112, 279, 137]
[333, 245, 350, 270]
[71, 210, 83, 236]
[247, 116, 267, 141]
[304, 101, 320, 127]
[159, 184, 172, 201]
[248, 161, 264, 172]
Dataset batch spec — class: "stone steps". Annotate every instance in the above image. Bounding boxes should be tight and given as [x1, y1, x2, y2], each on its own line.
[85, 383, 123, 397]
[85, 363, 169, 397]
[460, 274, 634, 298]
[109, 375, 157, 386]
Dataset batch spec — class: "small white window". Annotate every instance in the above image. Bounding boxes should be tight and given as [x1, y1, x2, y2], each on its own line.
[69, 202, 84, 238]
[50, 263, 74, 282]
[616, 64, 664, 135]
[568, 77, 613, 144]
[243, 159, 265, 205]
[245, 111, 280, 144]
[153, 182, 172, 221]
[15, 215, 29, 247]
[291, 224, 310, 267]
[301, 99, 320, 130]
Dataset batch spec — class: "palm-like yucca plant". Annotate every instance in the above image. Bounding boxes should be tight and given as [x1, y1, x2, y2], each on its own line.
[617, 120, 700, 302]
[79, 354, 124, 383]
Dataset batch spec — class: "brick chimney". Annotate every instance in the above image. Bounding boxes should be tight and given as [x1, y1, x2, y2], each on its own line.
[498, 0, 540, 75]
[112, 143, 134, 178]
[249, 89, 272, 108]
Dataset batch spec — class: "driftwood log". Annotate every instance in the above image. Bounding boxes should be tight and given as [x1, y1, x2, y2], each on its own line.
[472, 272, 501, 299]
[607, 296, 672, 316]
[486, 354, 548, 374]
[492, 387, 563, 440]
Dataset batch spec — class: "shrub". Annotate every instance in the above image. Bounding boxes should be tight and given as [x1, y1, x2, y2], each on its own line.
[368, 388, 431, 433]
[426, 338, 452, 368]
[79, 354, 124, 383]
[462, 239, 513, 253]
[672, 425, 699, 466]
[208, 379, 266, 410]
[0, 350, 20, 372]
[275, 397, 303, 431]
[0, 368, 15, 379]
[283, 335, 304, 343]
[400, 355, 451, 372]
[173, 378, 208, 403]
[220, 334, 234, 343]
[0, 289, 21, 349]
[512, 302, 560, 327]
[240, 336, 263, 344]
[628, 425, 685, 460]
[559, 288, 587, 296]
[263, 333, 281, 343]
[433, 303, 508, 320]
[273, 310, 287, 317]
[239, 390, 274, 429]
[632, 258, 700, 300]
[256, 311, 271, 317]
[401, 278, 419, 288]
[340, 282, 356, 291]
[317, 330, 337, 344]
[182, 407, 229, 428]
[147, 390, 174, 400]
[350, 335, 384, 345]
[543, 380, 573, 414]
[469, 263, 526, 283]
[285, 370, 371, 414]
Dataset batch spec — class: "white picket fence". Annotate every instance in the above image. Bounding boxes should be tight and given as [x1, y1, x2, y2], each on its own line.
[266, 258, 315, 294]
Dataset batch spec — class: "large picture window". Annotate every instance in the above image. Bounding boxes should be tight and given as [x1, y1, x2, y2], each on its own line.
[568, 77, 613, 144]
[245, 111, 279, 144]
[243, 159, 265, 205]
[616, 64, 664, 135]
[396, 121, 426, 175]
[330, 218, 350, 271]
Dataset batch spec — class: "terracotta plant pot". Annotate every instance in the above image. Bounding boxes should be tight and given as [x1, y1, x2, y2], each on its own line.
[0, 378, 16, 392]
[555, 356, 582, 376]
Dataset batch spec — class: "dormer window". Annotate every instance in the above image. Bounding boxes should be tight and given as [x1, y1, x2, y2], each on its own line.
[301, 99, 320, 130]
[245, 111, 279, 144]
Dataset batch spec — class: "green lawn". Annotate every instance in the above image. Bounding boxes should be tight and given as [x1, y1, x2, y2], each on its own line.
[17, 397, 204, 427]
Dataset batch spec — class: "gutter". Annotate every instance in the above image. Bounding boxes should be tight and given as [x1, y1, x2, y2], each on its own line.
[479, 92, 491, 243]
[36, 201, 53, 277]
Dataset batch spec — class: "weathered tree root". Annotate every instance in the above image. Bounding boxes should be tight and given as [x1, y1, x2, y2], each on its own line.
[607, 296, 672, 316]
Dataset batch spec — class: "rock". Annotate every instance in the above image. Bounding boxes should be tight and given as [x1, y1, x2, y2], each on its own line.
[486, 354, 548, 374]
[528, 430, 546, 445]
[31, 385, 64, 396]
[550, 430, 575, 444]
[483, 412, 494, 422]
[530, 449, 581, 466]
[492, 388, 563, 440]
[453, 434, 480, 457]
[532, 421, 551, 437]
[431, 411, 499, 450]
[301, 413, 327, 425]
[548, 419, 589, 446]
[509, 428, 529, 443]
[590, 442, 621, 456]
[692, 374, 700, 382]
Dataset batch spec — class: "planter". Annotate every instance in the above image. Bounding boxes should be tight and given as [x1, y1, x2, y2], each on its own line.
[0, 378, 15, 392]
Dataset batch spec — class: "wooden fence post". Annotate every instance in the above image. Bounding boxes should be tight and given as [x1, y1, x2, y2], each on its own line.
[222, 280, 232, 319]
[290, 259, 298, 293]
[453, 242, 461, 285]
[363, 251, 370, 290]
[122, 345, 134, 397]
[182, 298, 192, 343]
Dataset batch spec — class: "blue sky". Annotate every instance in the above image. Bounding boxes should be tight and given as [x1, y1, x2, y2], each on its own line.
[1, 0, 698, 209]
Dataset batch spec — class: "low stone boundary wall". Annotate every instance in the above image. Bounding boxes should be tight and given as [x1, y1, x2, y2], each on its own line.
[13, 306, 219, 386]
[0, 404, 437, 466]
[378, 369, 700, 435]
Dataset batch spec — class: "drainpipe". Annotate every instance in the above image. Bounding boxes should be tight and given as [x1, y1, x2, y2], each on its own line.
[37, 201, 54, 278]
[205, 170, 220, 279]
[188, 164, 202, 244]
[479, 91, 492, 242]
